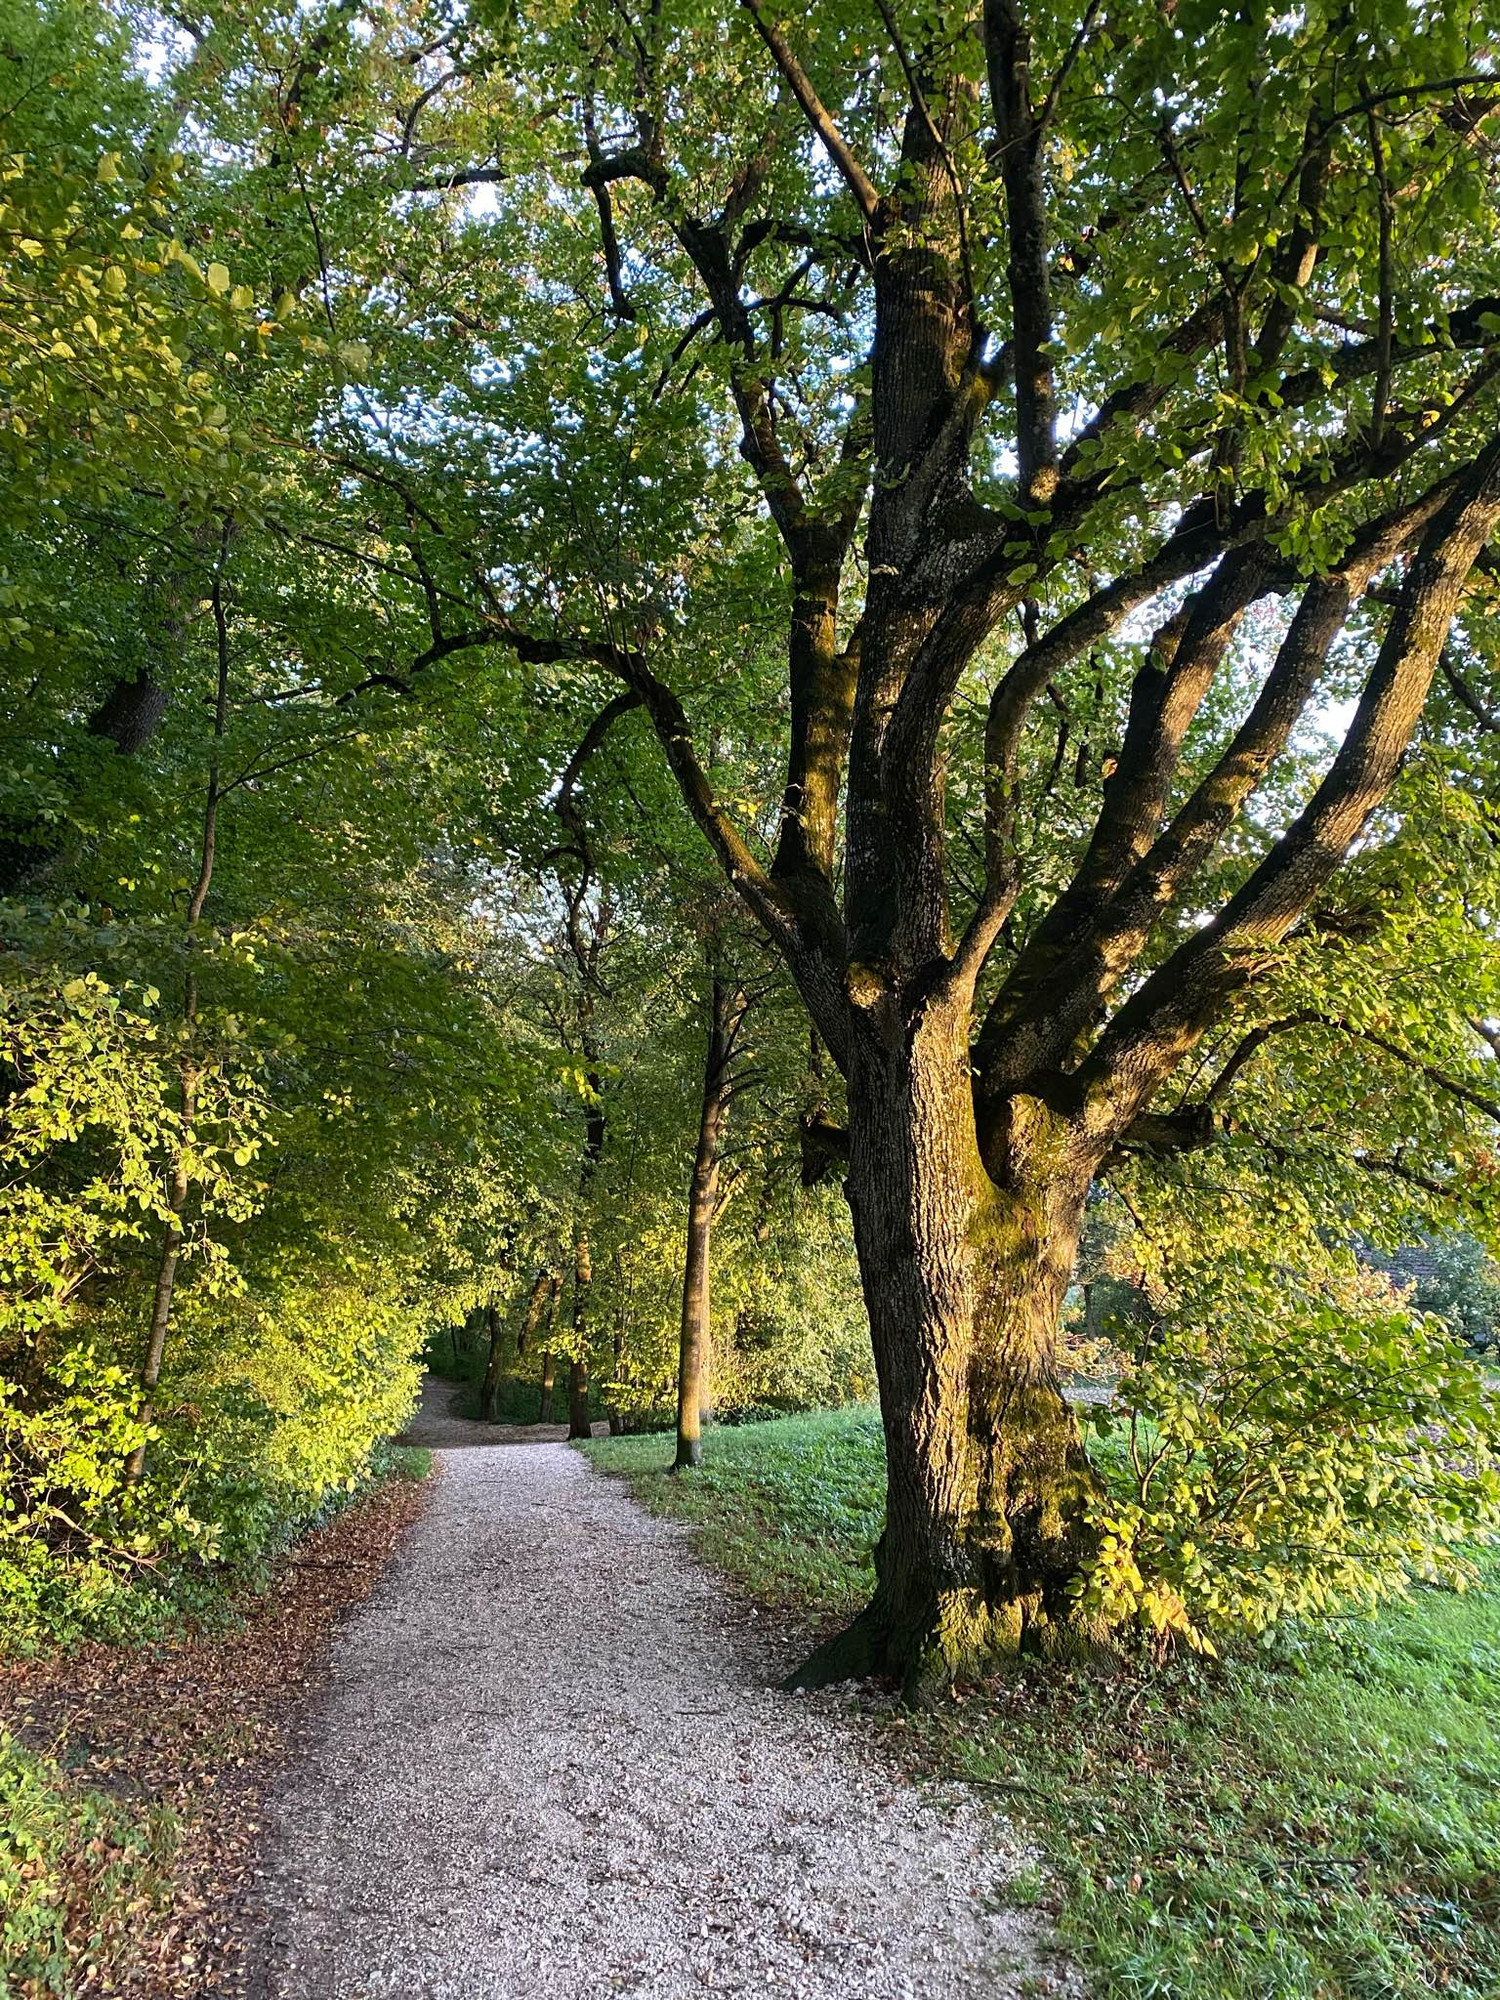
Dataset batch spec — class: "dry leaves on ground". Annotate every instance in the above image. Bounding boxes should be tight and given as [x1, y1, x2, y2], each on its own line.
[1, 1467, 433, 1998]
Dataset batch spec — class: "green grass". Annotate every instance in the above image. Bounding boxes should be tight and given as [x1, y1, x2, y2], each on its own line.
[373, 1441, 433, 1482]
[581, 1407, 883, 1624]
[583, 1408, 1500, 2000]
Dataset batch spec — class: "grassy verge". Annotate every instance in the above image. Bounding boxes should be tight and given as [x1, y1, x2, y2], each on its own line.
[582, 1409, 1500, 2000]
[373, 1440, 432, 1483]
[580, 1408, 882, 1625]
[0, 1736, 174, 2000]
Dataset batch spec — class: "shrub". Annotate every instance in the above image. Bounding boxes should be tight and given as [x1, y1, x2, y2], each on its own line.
[0, 1352, 212, 1651]
[0, 1268, 424, 1651]
[1393, 1231, 1500, 1358]
[1079, 1248, 1500, 1650]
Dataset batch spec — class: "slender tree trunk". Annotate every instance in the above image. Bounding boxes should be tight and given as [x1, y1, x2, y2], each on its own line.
[122, 1085, 195, 1484]
[125, 546, 231, 1484]
[674, 976, 742, 1470]
[607, 1314, 627, 1436]
[483, 1271, 551, 1421]
[479, 1298, 504, 1421]
[566, 1069, 606, 1441]
[539, 1348, 556, 1424]
[516, 1271, 556, 1359]
[567, 1214, 593, 1441]
[790, 1003, 1103, 1694]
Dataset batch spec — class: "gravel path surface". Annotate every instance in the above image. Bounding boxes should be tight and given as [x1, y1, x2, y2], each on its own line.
[255, 1380, 1076, 1999]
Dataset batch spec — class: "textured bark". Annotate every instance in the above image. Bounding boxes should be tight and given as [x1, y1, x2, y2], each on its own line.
[478, 1302, 504, 1420]
[88, 666, 171, 756]
[607, 1313, 627, 1438]
[789, 1002, 1102, 1693]
[515, 1271, 557, 1359]
[673, 977, 743, 1470]
[519, 33, 1500, 1695]
[567, 1077, 605, 1440]
[566, 1116, 596, 1445]
[538, 1348, 556, 1424]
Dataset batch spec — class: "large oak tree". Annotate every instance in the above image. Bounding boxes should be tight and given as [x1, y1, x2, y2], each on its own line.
[373, 0, 1500, 1687]
[132, 0, 1500, 1688]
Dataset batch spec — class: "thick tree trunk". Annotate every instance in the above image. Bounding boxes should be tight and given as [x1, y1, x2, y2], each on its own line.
[673, 976, 741, 1471]
[538, 1348, 556, 1424]
[88, 666, 171, 756]
[567, 1353, 591, 1439]
[791, 1004, 1104, 1694]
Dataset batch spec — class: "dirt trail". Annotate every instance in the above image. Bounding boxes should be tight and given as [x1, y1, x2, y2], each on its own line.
[254, 1378, 1075, 1999]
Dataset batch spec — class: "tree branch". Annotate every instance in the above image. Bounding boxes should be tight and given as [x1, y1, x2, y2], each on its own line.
[983, 0, 1056, 504]
[737, 0, 880, 222]
[1081, 434, 1500, 1138]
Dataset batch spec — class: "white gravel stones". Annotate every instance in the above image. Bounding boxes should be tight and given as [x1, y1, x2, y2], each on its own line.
[254, 1386, 1077, 1999]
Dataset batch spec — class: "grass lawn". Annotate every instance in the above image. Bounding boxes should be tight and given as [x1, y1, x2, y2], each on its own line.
[582, 1409, 1500, 2000]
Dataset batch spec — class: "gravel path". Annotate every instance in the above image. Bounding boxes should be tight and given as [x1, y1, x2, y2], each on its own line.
[255, 1380, 1076, 1999]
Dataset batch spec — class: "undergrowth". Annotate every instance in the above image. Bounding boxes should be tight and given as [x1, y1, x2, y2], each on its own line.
[0, 1735, 173, 2000]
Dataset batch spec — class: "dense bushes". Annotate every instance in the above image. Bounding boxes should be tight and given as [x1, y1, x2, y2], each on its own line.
[0, 902, 468, 1648]
[1383, 1232, 1500, 1358]
[0, 1322, 423, 1652]
[1080, 1249, 1500, 1649]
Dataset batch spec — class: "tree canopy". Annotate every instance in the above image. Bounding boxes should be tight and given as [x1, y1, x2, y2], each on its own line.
[1, 0, 1497, 1676]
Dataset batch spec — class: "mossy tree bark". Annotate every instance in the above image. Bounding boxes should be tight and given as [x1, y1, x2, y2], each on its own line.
[790, 999, 1102, 1693]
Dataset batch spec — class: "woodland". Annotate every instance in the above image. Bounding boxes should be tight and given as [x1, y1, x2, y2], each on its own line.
[2, 0, 1500, 1986]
